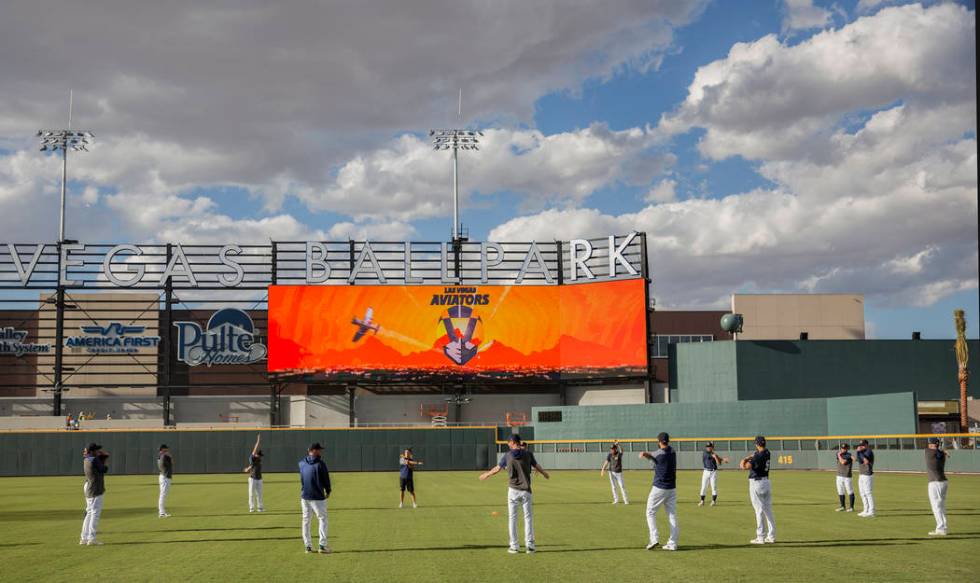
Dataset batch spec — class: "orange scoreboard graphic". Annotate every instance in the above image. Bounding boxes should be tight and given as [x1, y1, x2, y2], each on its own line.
[268, 279, 647, 383]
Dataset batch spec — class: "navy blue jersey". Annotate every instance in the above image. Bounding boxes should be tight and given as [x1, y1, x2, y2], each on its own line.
[650, 446, 677, 489]
[748, 449, 770, 480]
[703, 451, 718, 471]
[856, 449, 874, 476]
[399, 457, 413, 479]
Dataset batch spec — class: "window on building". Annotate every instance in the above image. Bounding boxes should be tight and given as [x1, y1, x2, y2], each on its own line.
[651, 334, 713, 358]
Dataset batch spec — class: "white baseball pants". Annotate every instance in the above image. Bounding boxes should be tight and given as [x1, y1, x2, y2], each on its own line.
[249, 477, 264, 511]
[608, 471, 629, 503]
[835, 476, 854, 495]
[80, 485, 104, 543]
[700, 469, 718, 496]
[301, 498, 328, 548]
[928, 481, 948, 532]
[749, 478, 776, 540]
[858, 475, 875, 514]
[158, 475, 171, 515]
[645, 486, 678, 546]
[507, 487, 535, 549]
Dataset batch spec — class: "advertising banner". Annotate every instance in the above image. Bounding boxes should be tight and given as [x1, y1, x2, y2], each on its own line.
[268, 279, 647, 383]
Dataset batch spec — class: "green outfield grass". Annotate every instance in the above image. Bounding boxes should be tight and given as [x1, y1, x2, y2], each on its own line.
[1, 470, 978, 583]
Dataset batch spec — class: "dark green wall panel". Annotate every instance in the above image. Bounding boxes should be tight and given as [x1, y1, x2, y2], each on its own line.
[0, 427, 495, 477]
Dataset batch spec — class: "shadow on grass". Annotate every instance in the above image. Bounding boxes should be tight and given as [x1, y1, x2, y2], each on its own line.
[115, 525, 293, 534]
[0, 507, 155, 522]
[111, 535, 299, 545]
[0, 542, 41, 548]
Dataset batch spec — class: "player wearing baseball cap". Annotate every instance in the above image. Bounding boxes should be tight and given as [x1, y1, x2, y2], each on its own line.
[399, 448, 423, 508]
[834, 443, 855, 513]
[741, 435, 776, 544]
[698, 442, 728, 507]
[639, 432, 678, 551]
[925, 437, 949, 536]
[243, 434, 264, 512]
[299, 442, 332, 553]
[157, 444, 173, 517]
[855, 439, 875, 517]
[600, 443, 629, 504]
[479, 434, 550, 554]
[80, 443, 109, 545]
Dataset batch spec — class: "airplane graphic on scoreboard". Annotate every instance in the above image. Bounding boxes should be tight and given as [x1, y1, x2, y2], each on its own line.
[351, 307, 381, 342]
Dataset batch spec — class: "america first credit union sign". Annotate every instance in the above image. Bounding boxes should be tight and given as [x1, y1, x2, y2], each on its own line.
[0, 233, 646, 289]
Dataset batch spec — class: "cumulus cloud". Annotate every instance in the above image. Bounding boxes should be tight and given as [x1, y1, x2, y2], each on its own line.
[492, 4, 978, 308]
[645, 178, 678, 204]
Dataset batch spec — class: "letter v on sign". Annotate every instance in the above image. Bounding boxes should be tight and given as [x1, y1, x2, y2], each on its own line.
[7, 243, 45, 284]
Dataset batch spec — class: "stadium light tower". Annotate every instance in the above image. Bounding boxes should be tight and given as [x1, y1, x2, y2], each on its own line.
[37, 90, 94, 242]
[429, 129, 482, 241]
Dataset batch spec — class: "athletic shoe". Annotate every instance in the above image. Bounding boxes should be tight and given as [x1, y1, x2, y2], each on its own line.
[257, 509, 264, 513]
[412, 503, 417, 509]
[663, 543, 677, 551]
[86, 540, 104, 546]
[306, 546, 315, 553]
[697, 500, 704, 507]
[159, 513, 171, 518]
[526, 545, 536, 554]
[398, 502, 403, 508]
[645, 542, 659, 550]
[764, 537, 776, 544]
[862, 513, 875, 518]
[749, 538, 766, 545]
[846, 508, 854, 513]
[835, 507, 845, 512]
[319, 545, 331, 554]
[79, 539, 87, 545]
[710, 500, 716, 507]
[928, 530, 948, 536]
[612, 500, 618, 505]
[249, 509, 255, 513]
[508, 547, 520, 554]
[623, 501, 629, 505]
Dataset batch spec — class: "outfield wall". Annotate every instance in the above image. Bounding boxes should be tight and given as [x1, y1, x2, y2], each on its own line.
[530, 392, 917, 440]
[0, 427, 496, 477]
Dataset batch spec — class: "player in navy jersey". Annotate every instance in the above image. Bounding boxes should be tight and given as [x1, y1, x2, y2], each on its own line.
[639, 432, 678, 551]
[740, 435, 775, 544]
[698, 442, 728, 507]
[399, 448, 423, 508]
[835, 443, 855, 512]
[855, 439, 875, 517]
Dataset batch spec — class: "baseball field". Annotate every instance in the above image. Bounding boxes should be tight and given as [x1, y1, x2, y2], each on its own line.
[1, 470, 977, 582]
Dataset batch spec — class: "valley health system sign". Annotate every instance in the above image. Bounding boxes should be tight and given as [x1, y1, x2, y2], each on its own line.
[0, 233, 646, 289]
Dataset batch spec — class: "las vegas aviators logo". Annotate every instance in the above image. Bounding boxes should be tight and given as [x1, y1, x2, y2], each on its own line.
[174, 308, 267, 366]
[440, 305, 482, 366]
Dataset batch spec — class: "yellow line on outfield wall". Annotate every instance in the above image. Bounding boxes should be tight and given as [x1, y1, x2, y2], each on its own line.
[496, 433, 977, 445]
[0, 425, 499, 434]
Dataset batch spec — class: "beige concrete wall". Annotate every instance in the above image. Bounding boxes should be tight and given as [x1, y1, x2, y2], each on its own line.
[566, 385, 647, 405]
[732, 293, 865, 340]
[37, 292, 161, 396]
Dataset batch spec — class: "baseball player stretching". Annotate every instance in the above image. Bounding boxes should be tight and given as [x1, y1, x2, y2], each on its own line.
[80, 443, 109, 546]
[157, 444, 173, 517]
[399, 448, 423, 508]
[600, 444, 629, 504]
[741, 435, 775, 544]
[299, 442, 332, 553]
[479, 434, 550, 554]
[834, 443, 855, 512]
[243, 434, 264, 512]
[640, 432, 678, 551]
[855, 439, 875, 517]
[925, 437, 949, 536]
[699, 442, 728, 506]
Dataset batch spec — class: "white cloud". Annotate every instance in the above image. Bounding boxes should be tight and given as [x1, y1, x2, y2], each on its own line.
[783, 0, 832, 32]
[492, 4, 978, 309]
[645, 179, 678, 203]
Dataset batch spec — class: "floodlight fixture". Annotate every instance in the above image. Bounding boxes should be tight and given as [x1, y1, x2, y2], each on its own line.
[429, 128, 483, 240]
[37, 90, 94, 242]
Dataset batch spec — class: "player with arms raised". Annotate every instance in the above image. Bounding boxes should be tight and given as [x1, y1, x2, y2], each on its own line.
[698, 441, 728, 507]
[243, 434, 264, 512]
[399, 448, 423, 508]
[479, 435, 550, 554]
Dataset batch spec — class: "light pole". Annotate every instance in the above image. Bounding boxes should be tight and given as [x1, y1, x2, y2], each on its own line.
[429, 129, 481, 241]
[37, 94, 93, 415]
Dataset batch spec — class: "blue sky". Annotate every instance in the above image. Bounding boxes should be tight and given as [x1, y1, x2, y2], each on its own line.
[0, 0, 976, 338]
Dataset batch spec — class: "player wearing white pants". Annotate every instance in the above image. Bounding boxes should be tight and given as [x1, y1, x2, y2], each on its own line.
[600, 444, 628, 504]
[157, 444, 173, 517]
[834, 443, 855, 512]
[855, 440, 876, 517]
[80, 443, 109, 545]
[699, 442, 728, 506]
[925, 438, 949, 535]
[300, 498, 328, 549]
[480, 434, 550, 554]
[299, 442, 332, 553]
[640, 432, 678, 551]
[742, 436, 776, 544]
[244, 434, 264, 512]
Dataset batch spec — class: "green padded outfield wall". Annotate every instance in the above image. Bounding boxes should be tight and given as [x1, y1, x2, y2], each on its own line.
[530, 392, 917, 441]
[674, 339, 979, 403]
[0, 427, 496, 477]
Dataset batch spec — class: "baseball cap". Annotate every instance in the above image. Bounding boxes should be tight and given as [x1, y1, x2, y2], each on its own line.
[309, 442, 323, 451]
[86, 442, 101, 453]
[159, 444, 169, 450]
[840, 443, 849, 449]
[509, 434, 522, 444]
[858, 439, 869, 446]
[657, 432, 670, 443]
[927, 437, 940, 445]
[754, 435, 767, 446]
[705, 441, 715, 448]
